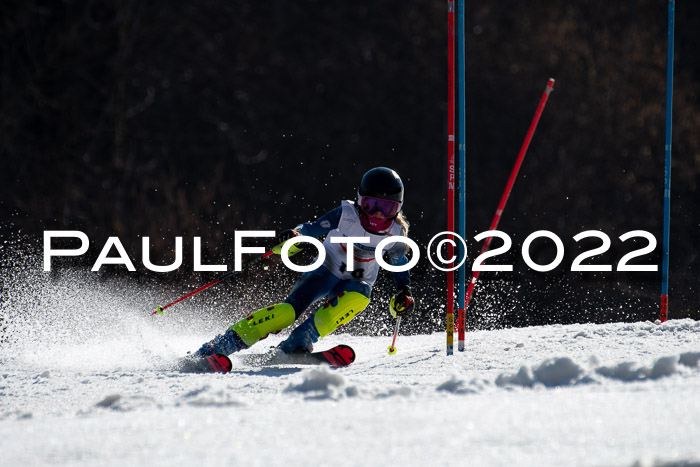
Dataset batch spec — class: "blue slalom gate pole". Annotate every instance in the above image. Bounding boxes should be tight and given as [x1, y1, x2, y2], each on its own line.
[661, 0, 674, 323]
[455, 0, 466, 353]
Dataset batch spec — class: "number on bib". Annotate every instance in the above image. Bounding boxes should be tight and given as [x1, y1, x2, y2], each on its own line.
[340, 262, 365, 279]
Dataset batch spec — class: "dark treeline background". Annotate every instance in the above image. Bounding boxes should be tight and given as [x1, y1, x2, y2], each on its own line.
[1, 1, 699, 333]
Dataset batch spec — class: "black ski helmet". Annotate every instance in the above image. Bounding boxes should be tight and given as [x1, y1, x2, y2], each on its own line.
[358, 167, 404, 205]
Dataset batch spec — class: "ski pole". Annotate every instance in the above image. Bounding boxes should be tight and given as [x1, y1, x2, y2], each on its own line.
[152, 234, 307, 315]
[387, 316, 402, 355]
[457, 78, 555, 350]
[152, 250, 275, 315]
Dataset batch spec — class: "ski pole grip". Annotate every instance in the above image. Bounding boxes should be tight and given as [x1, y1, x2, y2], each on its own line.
[271, 230, 304, 256]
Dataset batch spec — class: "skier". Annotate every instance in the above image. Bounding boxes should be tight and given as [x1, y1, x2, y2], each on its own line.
[189, 167, 415, 363]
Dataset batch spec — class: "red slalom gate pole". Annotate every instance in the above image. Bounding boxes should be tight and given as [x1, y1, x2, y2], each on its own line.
[446, 0, 456, 355]
[152, 250, 275, 315]
[457, 78, 555, 349]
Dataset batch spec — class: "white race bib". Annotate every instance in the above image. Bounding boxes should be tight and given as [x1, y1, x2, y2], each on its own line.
[322, 201, 403, 284]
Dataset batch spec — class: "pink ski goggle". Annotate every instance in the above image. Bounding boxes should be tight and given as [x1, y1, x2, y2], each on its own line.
[360, 196, 401, 218]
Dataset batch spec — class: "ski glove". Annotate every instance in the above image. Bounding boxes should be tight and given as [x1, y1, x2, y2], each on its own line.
[277, 229, 299, 244]
[390, 286, 414, 318]
[272, 229, 303, 256]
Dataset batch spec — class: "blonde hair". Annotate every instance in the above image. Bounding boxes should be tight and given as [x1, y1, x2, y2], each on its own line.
[395, 211, 409, 236]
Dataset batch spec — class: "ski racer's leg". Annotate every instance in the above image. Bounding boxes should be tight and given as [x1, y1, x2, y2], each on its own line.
[316, 279, 373, 336]
[195, 302, 296, 356]
[194, 266, 339, 357]
[280, 280, 372, 353]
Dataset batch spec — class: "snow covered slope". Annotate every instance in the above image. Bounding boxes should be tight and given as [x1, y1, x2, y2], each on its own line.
[1, 253, 698, 465]
[1, 315, 699, 466]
